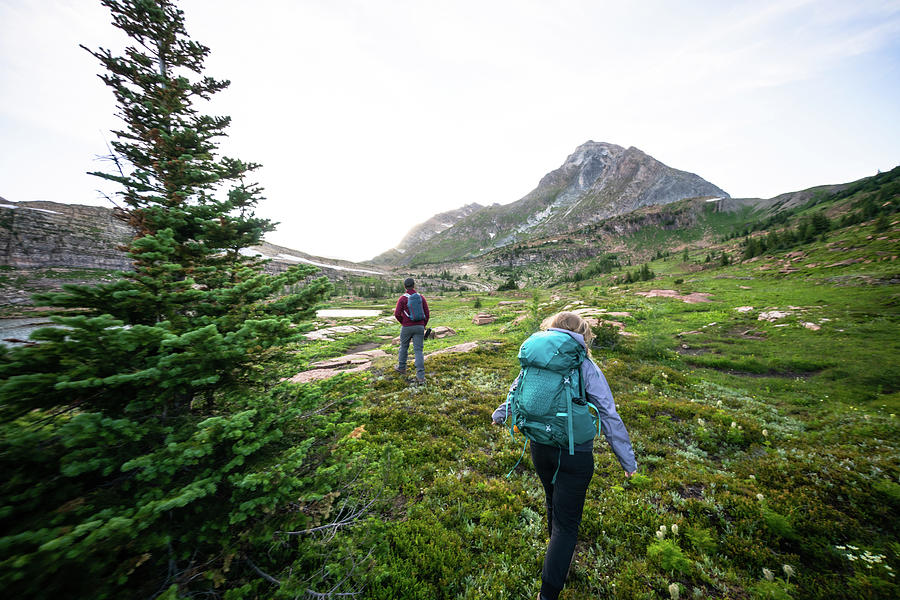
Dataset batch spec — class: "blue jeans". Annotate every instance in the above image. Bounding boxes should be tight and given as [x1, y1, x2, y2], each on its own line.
[398, 325, 425, 381]
[531, 441, 594, 600]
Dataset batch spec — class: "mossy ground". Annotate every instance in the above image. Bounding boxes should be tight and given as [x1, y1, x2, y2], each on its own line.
[277, 221, 899, 599]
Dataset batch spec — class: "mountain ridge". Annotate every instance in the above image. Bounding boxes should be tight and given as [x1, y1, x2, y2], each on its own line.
[377, 141, 729, 265]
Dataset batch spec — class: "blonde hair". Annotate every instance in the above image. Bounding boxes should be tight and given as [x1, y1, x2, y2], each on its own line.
[542, 311, 595, 349]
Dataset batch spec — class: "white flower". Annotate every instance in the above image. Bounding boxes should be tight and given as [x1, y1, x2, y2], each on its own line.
[757, 493, 765, 501]
[656, 530, 666, 540]
[762, 429, 769, 437]
[671, 524, 679, 535]
[698, 418, 705, 426]
[659, 525, 667, 533]
[763, 568, 774, 582]
[668, 582, 680, 600]
[716, 400, 722, 407]
[783, 564, 795, 578]
[749, 475, 756, 480]
[731, 421, 737, 428]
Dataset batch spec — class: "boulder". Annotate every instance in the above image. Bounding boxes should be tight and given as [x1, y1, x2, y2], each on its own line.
[472, 313, 496, 325]
[426, 341, 503, 358]
[286, 349, 388, 384]
[635, 289, 712, 303]
[758, 310, 791, 322]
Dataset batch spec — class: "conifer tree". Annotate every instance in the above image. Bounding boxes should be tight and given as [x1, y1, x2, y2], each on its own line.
[0, 1, 332, 597]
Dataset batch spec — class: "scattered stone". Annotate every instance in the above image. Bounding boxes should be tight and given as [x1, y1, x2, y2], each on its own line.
[802, 322, 821, 331]
[497, 300, 526, 306]
[735, 306, 754, 313]
[286, 349, 388, 384]
[824, 258, 864, 268]
[305, 324, 374, 341]
[432, 326, 457, 338]
[739, 285, 751, 290]
[472, 313, 496, 325]
[758, 310, 792, 322]
[635, 289, 712, 303]
[677, 330, 702, 336]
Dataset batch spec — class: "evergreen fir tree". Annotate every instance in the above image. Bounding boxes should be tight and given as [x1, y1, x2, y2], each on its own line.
[0, 1, 332, 597]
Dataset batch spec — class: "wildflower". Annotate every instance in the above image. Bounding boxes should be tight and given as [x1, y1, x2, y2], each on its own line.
[668, 582, 680, 600]
[763, 568, 774, 582]
[762, 429, 768, 437]
[698, 418, 705, 426]
[731, 421, 737, 428]
[749, 475, 756, 480]
[659, 525, 667, 533]
[756, 493, 764, 501]
[656, 530, 666, 540]
[671, 524, 679, 535]
[716, 400, 722, 407]
[783, 564, 795, 580]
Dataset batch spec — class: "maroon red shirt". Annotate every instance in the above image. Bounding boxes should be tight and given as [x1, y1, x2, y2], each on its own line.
[394, 289, 430, 327]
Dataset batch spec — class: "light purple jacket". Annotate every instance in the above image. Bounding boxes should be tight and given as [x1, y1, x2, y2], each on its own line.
[492, 328, 637, 473]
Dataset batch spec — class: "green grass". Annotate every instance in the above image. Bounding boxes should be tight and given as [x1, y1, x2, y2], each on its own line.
[271, 237, 899, 598]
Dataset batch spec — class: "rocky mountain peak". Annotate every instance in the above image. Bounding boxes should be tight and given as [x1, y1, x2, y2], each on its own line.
[564, 140, 625, 167]
[377, 141, 729, 265]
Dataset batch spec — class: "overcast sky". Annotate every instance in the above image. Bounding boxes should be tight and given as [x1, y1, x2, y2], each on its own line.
[2, 0, 899, 262]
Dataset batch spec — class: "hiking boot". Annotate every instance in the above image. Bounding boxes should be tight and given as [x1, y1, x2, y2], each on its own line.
[394, 366, 407, 375]
[415, 377, 426, 386]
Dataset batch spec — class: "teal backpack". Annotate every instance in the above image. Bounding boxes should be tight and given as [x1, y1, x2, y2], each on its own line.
[507, 330, 601, 478]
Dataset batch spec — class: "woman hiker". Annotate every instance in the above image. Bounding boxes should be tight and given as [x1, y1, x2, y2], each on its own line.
[492, 311, 637, 600]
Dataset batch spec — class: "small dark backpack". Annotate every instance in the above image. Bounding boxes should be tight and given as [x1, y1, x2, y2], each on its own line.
[405, 292, 426, 322]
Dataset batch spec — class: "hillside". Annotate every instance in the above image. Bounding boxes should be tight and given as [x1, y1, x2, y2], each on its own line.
[405, 168, 899, 292]
[0, 200, 400, 312]
[3, 167, 897, 597]
[382, 141, 728, 266]
[210, 168, 898, 597]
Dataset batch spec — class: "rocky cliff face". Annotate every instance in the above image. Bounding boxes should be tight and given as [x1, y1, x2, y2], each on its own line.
[0, 199, 392, 310]
[382, 141, 728, 265]
[0, 199, 135, 270]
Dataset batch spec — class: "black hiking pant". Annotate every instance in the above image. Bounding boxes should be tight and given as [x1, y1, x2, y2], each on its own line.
[530, 441, 594, 600]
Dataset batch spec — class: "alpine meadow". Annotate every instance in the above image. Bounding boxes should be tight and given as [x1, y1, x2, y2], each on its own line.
[1, 1, 899, 600]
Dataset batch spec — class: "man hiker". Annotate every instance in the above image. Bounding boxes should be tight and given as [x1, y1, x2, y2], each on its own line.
[394, 277, 429, 384]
